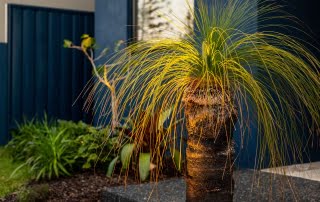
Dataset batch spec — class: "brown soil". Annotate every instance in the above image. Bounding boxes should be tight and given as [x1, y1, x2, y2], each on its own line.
[1, 171, 131, 202]
[0, 162, 180, 202]
[46, 172, 133, 202]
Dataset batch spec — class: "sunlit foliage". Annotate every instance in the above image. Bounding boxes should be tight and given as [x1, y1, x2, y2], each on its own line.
[88, 0, 320, 175]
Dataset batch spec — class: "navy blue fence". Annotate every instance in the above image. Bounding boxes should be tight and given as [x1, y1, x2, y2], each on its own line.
[0, 5, 94, 145]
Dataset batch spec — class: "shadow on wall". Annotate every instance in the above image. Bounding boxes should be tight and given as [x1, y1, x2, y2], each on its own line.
[266, 0, 320, 163]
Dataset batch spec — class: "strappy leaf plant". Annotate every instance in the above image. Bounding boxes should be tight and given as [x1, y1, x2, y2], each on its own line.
[106, 107, 182, 181]
[81, 0, 319, 201]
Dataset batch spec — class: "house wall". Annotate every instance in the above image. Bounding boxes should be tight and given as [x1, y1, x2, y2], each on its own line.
[95, 0, 132, 55]
[94, 0, 134, 126]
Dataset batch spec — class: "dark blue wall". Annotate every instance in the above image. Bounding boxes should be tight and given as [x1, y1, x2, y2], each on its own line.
[95, 0, 131, 54]
[234, 0, 320, 167]
[277, 0, 320, 162]
[94, 0, 133, 126]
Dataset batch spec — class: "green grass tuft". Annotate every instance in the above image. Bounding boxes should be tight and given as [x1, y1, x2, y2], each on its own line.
[0, 148, 31, 198]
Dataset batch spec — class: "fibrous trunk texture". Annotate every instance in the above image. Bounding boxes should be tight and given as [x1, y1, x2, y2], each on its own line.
[183, 86, 237, 202]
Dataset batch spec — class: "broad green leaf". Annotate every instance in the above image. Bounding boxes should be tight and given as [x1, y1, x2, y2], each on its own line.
[82, 162, 91, 169]
[173, 149, 182, 172]
[77, 146, 86, 155]
[81, 34, 90, 39]
[88, 153, 98, 161]
[106, 156, 119, 177]
[139, 153, 151, 181]
[63, 39, 73, 48]
[120, 144, 135, 169]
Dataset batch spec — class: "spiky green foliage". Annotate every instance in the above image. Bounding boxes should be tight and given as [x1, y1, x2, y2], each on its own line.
[6, 118, 116, 180]
[90, 0, 320, 172]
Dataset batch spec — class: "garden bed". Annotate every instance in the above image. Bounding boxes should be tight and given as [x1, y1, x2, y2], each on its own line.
[0, 168, 179, 202]
[0, 171, 132, 202]
[1, 163, 320, 201]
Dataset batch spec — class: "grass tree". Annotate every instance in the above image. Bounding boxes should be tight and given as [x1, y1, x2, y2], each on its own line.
[74, 0, 319, 201]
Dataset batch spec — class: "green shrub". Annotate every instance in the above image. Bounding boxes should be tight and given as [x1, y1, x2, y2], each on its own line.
[73, 125, 116, 169]
[6, 118, 48, 162]
[7, 118, 117, 180]
[10, 124, 76, 180]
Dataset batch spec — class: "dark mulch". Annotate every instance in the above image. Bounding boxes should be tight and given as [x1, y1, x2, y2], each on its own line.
[0, 161, 180, 202]
[1, 170, 152, 202]
[47, 172, 133, 202]
[1, 171, 130, 202]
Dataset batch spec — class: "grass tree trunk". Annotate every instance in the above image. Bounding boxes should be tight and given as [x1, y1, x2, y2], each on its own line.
[183, 86, 237, 202]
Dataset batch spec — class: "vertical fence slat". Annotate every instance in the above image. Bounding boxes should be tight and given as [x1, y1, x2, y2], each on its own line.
[77, 15, 87, 121]
[11, 7, 23, 126]
[82, 15, 94, 123]
[22, 9, 35, 119]
[83, 16, 91, 88]
[47, 12, 61, 119]
[35, 10, 49, 117]
[59, 14, 73, 120]
[71, 14, 82, 121]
